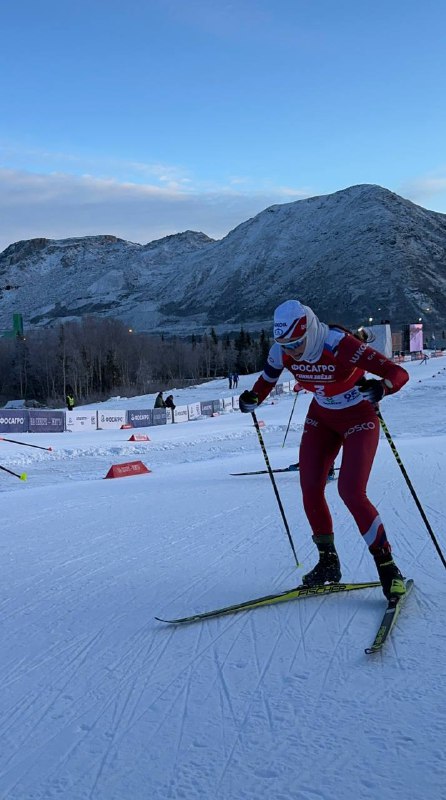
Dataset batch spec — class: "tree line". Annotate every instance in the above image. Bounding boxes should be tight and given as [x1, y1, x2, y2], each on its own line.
[0, 316, 271, 406]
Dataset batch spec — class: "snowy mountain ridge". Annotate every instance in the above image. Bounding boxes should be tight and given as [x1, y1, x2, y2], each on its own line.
[1, 183, 446, 334]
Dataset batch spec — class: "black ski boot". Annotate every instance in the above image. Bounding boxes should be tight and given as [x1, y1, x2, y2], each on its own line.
[372, 548, 406, 600]
[302, 535, 342, 586]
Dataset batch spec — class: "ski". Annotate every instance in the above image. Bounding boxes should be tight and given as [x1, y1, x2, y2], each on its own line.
[365, 579, 414, 654]
[155, 581, 381, 625]
[230, 464, 300, 476]
[230, 465, 339, 477]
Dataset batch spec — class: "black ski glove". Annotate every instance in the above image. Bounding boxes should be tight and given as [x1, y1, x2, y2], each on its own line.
[358, 378, 385, 404]
[239, 390, 259, 413]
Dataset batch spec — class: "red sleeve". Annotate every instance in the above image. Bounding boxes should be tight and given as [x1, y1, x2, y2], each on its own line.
[251, 374, 276, 404]
[337, 335, 409, 394]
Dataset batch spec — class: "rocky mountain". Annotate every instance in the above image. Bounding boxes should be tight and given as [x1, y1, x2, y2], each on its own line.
[1, 184, 446, 335]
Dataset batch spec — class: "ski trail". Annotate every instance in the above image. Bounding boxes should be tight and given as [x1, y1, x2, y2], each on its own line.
[213, 609, 295, 794]
[164, 624, 208, 800]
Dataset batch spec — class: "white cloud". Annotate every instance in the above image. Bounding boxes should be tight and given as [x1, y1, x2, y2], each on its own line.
[0, 168, 312, 252]
[398, 171, 446, 211]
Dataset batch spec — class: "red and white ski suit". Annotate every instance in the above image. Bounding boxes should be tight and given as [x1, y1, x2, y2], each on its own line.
[252, 328, 409, 550]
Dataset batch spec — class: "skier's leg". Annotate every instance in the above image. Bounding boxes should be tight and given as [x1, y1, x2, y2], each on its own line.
[337, 405, 405, 598]
[299, 411, 341, 533]
[299, 409, 343, 585]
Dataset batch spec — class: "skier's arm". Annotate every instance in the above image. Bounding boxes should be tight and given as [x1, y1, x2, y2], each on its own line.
[252, 344, 285, 402]
[239, 345, 284, 412]
[337, 334, 409, 396]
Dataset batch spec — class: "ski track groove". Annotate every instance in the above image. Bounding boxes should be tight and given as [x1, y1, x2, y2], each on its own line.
[0, 627, 106, 759]
[288, 594, 335, 672]
[319, 599, 365, 692]
[125, 611, 255, 736]
[60, 625, 178, 796]
[0, 613, 129, 691]
[156, 501, 273, 614]
[84, 618, 185, 799]
[1, 548, 143, 624]
[0, 621, 173, 795]
[210, 642, 238, 737]
[86, 689, 133, 800]
[213, 611, 290, 793]
[155, 516, 294, 628]
[247, 617, 276, 735]
[165, 624, 208, 800]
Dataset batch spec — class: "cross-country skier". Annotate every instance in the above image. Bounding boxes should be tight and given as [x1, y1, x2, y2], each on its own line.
[238, 299, 409, 599]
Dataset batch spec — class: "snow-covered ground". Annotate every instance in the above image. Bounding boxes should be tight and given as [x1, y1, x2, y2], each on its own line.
[1, 358, 446, 800]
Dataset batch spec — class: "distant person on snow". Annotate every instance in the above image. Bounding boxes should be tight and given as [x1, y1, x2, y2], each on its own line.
[232, 372, 239, 389]
[65, 388, 75, 411]
[238, 299, 409, 600]
[165, 394, 176, 422]
[154, 391, 166, 409]
[228, 373, 233, 389]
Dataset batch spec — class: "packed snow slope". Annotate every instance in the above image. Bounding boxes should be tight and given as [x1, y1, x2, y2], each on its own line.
[1, 357, 446, 800]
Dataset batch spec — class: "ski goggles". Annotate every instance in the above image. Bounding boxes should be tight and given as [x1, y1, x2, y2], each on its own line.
[277, 336, 307, 351]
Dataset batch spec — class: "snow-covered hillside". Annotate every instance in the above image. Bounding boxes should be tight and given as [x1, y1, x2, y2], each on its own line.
[1, 358, 446, 799]
[1, 184, 446, 334]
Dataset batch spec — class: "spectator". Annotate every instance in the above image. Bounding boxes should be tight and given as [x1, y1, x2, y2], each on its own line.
[228, 373, 233, 389]
[232, 372, 239, 388]
[154, 391, 166, 409]
[165, 394, 176, 422]
[65, 387, 75, 411]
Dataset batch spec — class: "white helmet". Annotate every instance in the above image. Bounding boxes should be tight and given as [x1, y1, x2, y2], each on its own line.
[273, 299, 308, 345]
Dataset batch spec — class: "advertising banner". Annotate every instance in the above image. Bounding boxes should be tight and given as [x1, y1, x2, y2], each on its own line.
[188, 402, 202, 420]
[409, 323, 423, 352]
[232, 395, 240, 410]
[200, 400, 214, 416]
[97, 410, 126, 430]
[366, 324, 393, 357]
[281, 381, 291, 393]
[152, 408, 167, 426]
[127, 409, 153, 428]
[275, 384, 284, 395]
[65, 411, 98, 432]
[28, 409, 65, 433]
[223, 397, 233, 412]
[0, 410, 29, 433]
[212, 399, 224, 414]
[173, 405, 189, 423]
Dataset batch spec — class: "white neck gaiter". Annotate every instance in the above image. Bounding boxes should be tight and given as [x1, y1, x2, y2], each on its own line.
[297, 305, 328, 363]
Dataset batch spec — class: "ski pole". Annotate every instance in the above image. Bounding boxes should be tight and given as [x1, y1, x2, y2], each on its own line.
[377, 409, 446, 571]
[251, 411, 300, 567]
[0, 464, 27, 480]
[0, 437, 52, 452]
[282, 392, 298, 447]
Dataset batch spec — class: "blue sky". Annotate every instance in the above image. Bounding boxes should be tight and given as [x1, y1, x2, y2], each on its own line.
[1, 0, 446, 251]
